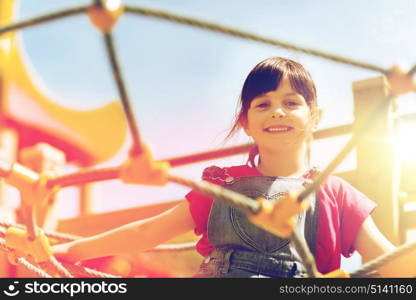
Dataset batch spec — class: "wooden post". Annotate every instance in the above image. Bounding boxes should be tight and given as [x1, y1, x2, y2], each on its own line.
[0, 128, 18, 277]
[0, 128, 17, 220]
[352, 76, 400, 245]
[79, 183, 94, 215]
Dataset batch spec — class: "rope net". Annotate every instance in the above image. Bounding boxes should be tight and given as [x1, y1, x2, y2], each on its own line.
[0, 0, 415, 278]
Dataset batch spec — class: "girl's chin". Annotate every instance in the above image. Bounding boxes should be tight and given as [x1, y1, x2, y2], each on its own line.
[257, 139, 308, 150]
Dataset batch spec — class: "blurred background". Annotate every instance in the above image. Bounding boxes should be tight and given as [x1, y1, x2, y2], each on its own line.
[1, 0, 415, 277]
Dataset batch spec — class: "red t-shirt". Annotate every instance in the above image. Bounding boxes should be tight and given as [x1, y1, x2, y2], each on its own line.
[185, 165, 376, 274]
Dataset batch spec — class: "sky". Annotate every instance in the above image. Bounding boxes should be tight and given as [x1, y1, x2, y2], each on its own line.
[16, 0, 416, 209]
[7, 0, 416, 270]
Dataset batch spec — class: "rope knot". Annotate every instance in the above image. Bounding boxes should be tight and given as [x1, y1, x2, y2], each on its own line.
[119, 144, 170, 186]
[88, 0, 124, 33]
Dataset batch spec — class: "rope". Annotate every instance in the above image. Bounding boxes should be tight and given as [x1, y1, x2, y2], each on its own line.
[167, 173, 260, 214]
[0, 238, 52, 278]
[47, 167, 119, 188]
[61, 262, 121, 278]
[1, 228, 190, 277]
[0, 235, 118, 278]
[168, 173, 319, 277]
[166, 144, 253, 167]
[39, 256, 73, 278]
[0, 5, 89, 35]
[1, 219, 196, 252]
[0, 237, 11, 252]
[290, 230, 319, 278]
[0, 2, 414, 278]
[1, 222, 178, 278]
[299, 67, 416, 203]
[0, 3, 393, 74]
[350, 240, 416, 278]
[17, 257, 53, 278]
[45, 122, 352, 188]
[298, 93, 394, 202]
[125, 5, 388, 74]
[103, 32, 143, 156]
[408, 64, 416, 76]
[0, 221, 80, 243]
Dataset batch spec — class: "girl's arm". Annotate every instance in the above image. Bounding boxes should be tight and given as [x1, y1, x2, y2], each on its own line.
[53, 200, 195, 264]
[354, 216, 416, 277]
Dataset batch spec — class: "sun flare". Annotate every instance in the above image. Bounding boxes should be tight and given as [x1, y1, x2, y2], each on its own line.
[396, 120, 416, 162]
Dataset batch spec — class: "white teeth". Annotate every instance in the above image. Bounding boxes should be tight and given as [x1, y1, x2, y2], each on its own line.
[266, 127, 290, 132]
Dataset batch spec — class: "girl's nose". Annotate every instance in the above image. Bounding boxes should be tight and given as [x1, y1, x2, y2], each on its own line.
[271, 107, 285, 119]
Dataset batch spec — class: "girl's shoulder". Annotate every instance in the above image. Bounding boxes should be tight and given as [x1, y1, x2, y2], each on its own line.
[321, 175, 358, 192]
[202, 164, 257, 184]
[200, 165, 355, 192]
[319, 175, 369, 206]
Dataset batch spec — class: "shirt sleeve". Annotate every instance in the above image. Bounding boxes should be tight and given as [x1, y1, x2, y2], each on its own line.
[336, 177, 377, 257]
[185, 189, 213, 236]
[184, 166, 225, 236]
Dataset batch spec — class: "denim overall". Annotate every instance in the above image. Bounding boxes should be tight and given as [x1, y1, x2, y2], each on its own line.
[195, 176, 318, 278]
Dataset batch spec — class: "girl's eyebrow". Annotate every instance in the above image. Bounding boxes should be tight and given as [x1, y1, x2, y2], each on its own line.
[252, 95, 269, 102]
[253, 91, 302, 101]
[284, 92, 302, 97]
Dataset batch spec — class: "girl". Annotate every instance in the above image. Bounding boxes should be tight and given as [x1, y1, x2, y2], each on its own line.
[53, 57, 416, 277]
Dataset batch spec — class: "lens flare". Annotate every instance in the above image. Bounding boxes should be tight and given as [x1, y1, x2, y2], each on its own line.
[396, 121, 416, 162]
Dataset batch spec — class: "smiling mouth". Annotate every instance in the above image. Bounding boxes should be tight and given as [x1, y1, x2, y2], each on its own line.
[264, 126, 293, 133]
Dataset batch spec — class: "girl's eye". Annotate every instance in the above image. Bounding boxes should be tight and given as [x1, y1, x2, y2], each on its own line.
[286, 101, 299, 107]
[256, 102, 269, 108]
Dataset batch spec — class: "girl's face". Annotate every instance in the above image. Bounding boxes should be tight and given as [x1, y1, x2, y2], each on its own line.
[243, 76, 314, 151]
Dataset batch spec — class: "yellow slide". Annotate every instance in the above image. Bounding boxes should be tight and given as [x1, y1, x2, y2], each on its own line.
[0, 1, 127, 166]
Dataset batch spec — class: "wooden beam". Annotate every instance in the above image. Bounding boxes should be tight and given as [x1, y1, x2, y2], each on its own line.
[353, 76, 400, 244]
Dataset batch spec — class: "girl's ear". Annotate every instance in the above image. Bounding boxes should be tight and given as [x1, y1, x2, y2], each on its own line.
[243, 126, 251, 137]
[240, 117, 251, 137]
[311, 107, 323, 131]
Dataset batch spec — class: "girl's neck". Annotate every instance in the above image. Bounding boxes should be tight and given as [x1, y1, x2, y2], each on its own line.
[256, 144, 309, 177]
